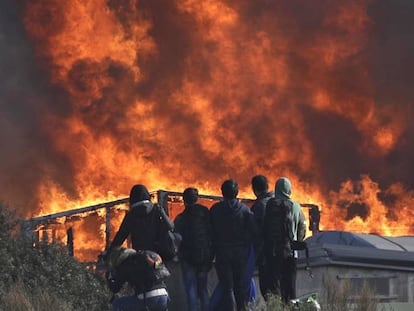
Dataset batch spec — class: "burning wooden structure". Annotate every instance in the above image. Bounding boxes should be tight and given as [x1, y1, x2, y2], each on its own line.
[21, 190, 321, 262]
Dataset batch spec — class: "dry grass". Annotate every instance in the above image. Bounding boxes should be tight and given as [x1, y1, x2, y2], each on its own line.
[319, 275, 378, 311]
[251, 275, 379, 311]
[1, 282, 73, 311]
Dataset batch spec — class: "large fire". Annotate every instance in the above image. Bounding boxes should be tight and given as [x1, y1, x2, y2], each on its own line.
[1, 1, 414, 260]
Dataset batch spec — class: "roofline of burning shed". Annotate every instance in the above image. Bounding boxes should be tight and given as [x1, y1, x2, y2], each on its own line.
[23, 189, 319, 227]
[20, 189, 321, 255]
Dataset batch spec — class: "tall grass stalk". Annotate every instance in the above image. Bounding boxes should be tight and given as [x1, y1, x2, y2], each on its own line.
[1, 281, 73, 311]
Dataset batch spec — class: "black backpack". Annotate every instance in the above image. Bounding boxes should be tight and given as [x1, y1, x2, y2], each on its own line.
[138, 250, 171, 285]
[263, 199, 314, 277]
[180, 205, 212, 268]
[264, 198, 295, 259]
[106, 248, 171, 292]
[154, 205, 182, 262]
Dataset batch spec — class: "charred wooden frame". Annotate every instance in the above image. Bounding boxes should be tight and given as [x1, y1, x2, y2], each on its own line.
[21, 190, 321, 258]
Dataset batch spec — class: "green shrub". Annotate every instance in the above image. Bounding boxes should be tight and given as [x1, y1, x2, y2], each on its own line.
[0, 202, 111, 311]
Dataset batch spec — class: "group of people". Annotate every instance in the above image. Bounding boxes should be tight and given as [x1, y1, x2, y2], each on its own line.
[103, 175, 306, 311]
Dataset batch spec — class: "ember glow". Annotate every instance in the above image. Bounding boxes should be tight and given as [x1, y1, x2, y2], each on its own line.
[1, 0, 414, 259]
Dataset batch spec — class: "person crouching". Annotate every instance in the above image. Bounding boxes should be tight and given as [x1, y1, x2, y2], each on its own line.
[106, 247, 170, 311]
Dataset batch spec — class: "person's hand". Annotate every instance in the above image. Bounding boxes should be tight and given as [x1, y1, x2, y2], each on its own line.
[109, 293, 120, 303]
[100, 249, 109, 260]
[96, 250, 109, 270]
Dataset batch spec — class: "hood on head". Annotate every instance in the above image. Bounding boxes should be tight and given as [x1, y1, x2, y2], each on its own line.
[129, 184, 151, 205]
[108, 247, 136, 268]
[130, 200, 154, 216]
[275, 177, 292, 199]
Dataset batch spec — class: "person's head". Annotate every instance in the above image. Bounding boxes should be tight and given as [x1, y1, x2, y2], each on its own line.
[129, 184, 151, 205]
[274, 177, 292, 199]
[221, 179, 239, 200]
[107, 247, 136, 269]
[251, 175, 268, 197]
[183, 187, 199, 205]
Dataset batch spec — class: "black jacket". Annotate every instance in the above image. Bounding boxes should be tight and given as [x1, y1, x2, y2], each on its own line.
[174, 203, 213, 270]
[110, 201, 173, 251]
[107, 252, 166, 295]
[210, 199, 256, 250]
[251, 191, 274, 263]
[251, 191, 274, 235]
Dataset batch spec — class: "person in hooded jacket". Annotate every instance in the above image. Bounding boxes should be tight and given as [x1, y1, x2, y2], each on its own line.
[106, 247, 170, 311]
[263, 177, 306, 303]
[209, 179, 257, 311]
[174, 187, 212, 311]
[250, 175, 274, 299]
[108, 184, 174, 259]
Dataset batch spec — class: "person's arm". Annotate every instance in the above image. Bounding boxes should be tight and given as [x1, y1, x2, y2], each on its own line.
[158, 204, 174, 231]
[245, 207, 258, 246]
[174, 214, 184, 236]
[251, 201, 265, 254]
[208, 205, 217, 257]
[251, 201, 265, 231]
[205, 207, 213, 253]
[297, 207, 307, 242]
[109, 213, 131, 249]
[106, 269, 125, 294]
[106, 256, 139, 294]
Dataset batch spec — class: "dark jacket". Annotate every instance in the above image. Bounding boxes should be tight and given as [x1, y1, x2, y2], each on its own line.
[251, 191, 274, 236]
[251, 191, 274, 263]
[107, 251, 166, 295]
[174, 203, 213, 270]
[210, 199, 256, 250]
[110, 200, 174, 251]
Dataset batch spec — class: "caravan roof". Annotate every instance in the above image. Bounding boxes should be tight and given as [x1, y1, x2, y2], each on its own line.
[298, 231, 414, 271]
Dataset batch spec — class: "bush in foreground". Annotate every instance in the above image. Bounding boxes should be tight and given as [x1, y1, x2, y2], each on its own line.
[0, 203, 110, 310]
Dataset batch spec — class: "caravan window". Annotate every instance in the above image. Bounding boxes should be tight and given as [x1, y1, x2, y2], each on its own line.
[337, 273, 397, 302]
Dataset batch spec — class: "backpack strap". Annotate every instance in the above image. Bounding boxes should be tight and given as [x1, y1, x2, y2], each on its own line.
[156, 203, 174, 231]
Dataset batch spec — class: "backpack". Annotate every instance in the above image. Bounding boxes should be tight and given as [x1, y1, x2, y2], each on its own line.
[154, 204, 182, 261]
[156, 229, 182, 262]
[138, 250, 171, 285]
[106, 248, 171, 291]
[264, 198, 294, 259]
[180, 206, 212, 268]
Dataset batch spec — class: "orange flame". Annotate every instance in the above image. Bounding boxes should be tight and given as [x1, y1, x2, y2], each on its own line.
[2, 0, 412, 260]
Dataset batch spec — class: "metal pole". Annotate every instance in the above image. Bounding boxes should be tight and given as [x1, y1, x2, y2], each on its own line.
[308, 206, 321, 236]
[105, 206, 111, 250]
[67, 227, 74, 257]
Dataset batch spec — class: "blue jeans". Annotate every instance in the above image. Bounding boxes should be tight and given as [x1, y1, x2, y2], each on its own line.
[112, 294, 168, 311]
[181, 260, 209, 311]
